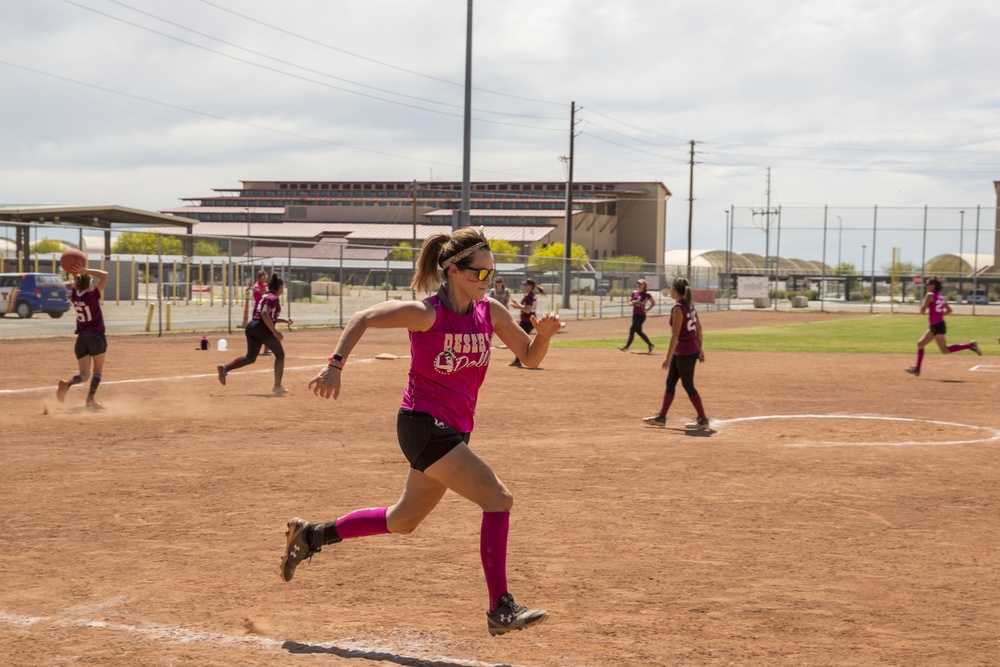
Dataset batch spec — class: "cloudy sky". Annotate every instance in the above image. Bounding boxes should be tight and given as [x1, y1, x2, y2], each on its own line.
[2, 0, 999, 263]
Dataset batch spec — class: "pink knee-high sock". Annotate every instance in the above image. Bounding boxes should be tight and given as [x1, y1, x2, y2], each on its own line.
[481, 511, 510, 613]
[659, 392, 675, 416]
[335, 507, 389, 539]
[947, 343, 971, 353]
[689, 392, 706, 419]
[916, 347, 925, 370]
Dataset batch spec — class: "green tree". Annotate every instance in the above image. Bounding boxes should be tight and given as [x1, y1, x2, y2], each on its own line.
[831, 262, 856, 275]
[390, 238, 521, 263]
[31, 237, 65, 254]
[390, 241, 416, 262]
[192, 239, 222, 256]
[882, 260, 917, 276]
[529, 242, 589, 271]
[592, 253, 646, 271]
[112, 231, 182, 255]
[487, 238, 520, 262]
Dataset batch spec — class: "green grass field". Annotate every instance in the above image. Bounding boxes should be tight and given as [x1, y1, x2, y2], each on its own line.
[556, 314, 1000, 354]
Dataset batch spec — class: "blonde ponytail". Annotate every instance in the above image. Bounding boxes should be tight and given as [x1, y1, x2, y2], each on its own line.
[410, 227, 491, 293]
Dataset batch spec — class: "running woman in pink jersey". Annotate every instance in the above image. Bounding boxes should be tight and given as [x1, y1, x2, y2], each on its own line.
[905, 276, 980, 376]
[280, 227, 560, 636]
[56, 265, 109, 411]
[643, 276, 709, 429]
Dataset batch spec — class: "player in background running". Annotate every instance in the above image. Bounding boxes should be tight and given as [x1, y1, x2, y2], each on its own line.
[56, 265, 109, 411]
[905, 276, 980, 377]
[280, 226, 559, 636]
[643, 276, 709, 429]
[218, 273, 293, 395]
[619, 278, 655, 353]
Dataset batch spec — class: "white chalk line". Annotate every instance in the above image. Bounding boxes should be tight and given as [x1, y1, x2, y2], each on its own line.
[0, 609, 533, 667]
[712, 414, 1000, 447]
[0, 357, 382, 396]
[970, 363, 1000, 372]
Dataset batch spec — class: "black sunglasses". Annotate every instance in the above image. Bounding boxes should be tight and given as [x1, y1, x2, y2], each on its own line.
[459, 265, 496, 282]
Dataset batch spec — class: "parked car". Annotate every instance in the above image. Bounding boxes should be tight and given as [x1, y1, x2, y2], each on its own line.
[965, 289, 988, 305]
[0, 273, 71, 318]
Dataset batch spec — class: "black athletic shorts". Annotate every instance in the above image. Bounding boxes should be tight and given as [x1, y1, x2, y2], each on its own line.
[75, 333, 108, 359]
[930, 321, 947, 336]
[396, 408, 470, 472]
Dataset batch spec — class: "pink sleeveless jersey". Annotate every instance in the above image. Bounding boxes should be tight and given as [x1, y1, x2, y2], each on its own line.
[401, 294, 493, 433]
[927, 291, 947, 325]
[670, 300, 701, 356]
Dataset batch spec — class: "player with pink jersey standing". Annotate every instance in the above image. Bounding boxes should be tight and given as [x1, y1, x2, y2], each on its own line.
[905, 276, 980, 376]
[280, 227, 560, 636]
[56, 265, 109, 411]
[644, 276, 709, 429]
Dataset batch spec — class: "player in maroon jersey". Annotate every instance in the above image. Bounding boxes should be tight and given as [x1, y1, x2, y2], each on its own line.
[619, 278, 655, 353]
[217, 273, 293, 395]
[56, 265, 109, 411]
[643, 276, 709, 429]
[508, 279, 544, 367]
[905, 276, 980, 377]
[244, 270, 271, 355]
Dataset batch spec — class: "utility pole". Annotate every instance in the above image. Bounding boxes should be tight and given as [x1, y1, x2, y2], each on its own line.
[458, 0, 473, 231]
[411, 181, 418, 299]
[561, 101, 577, 309]
[958, 209, 965, 297]
[686, 140, 695, 280]
[751, 168, 779, 306]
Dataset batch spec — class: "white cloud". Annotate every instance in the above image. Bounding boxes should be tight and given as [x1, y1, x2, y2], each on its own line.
[1, 0, 999, 261]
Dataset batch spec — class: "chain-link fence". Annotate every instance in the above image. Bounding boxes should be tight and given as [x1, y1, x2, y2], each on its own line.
[2, 211, 997, 335]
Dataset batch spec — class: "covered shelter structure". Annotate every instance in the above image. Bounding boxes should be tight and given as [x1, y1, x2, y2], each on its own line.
[0, 204, 194, 264]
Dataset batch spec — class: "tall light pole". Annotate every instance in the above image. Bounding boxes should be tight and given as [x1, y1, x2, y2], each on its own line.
[246, 206, 252, 290]
[958, 210, 965, 296]
[724, 209, 732, 305]
[457, 0, 473, 230]
[837, 216, 842, 269]
[861, 244, 867, 299]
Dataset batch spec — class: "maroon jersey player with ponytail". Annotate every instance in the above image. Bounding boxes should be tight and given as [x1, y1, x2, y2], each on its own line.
[56, 265, 109, 411]
[644, 276, 709, 429]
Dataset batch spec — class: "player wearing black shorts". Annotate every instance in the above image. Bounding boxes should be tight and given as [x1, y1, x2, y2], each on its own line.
[644, 277, 709, 429]
[57, 266, 109, 411]
[217, 274, 294, 395]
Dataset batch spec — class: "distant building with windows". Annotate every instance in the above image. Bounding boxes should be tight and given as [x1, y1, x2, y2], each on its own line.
[161, 180, 671, 264]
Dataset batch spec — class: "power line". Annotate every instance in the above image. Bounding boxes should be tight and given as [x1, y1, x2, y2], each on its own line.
[60, 0, 566, 128]
[194, 0, 565, 107]
[0, 59, 460, 169]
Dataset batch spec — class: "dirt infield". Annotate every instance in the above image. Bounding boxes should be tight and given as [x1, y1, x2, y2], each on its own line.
[2, 311, 999, 666]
